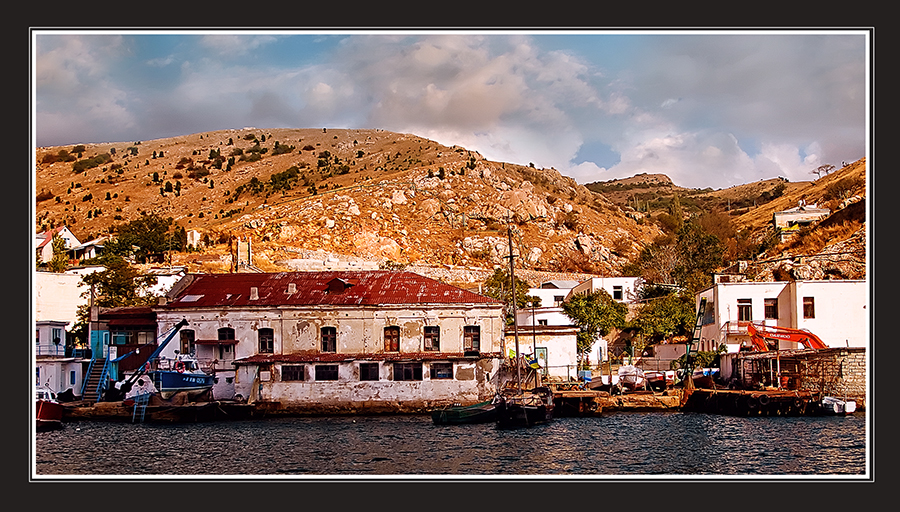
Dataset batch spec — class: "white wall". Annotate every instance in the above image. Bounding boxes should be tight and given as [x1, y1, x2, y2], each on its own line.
[36, 360, 83, 395]
[34, 272, 90, 330]
[568, 277, 641, 304]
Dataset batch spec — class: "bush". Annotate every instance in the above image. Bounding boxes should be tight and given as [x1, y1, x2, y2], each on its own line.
[72, 153, 112, 173]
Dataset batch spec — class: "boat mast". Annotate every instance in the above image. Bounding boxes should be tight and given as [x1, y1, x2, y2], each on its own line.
[507, 224, 522, 394]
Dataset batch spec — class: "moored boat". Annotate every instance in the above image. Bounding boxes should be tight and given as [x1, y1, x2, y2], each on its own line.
[431, 397, 500, 425]
[495, 387, 554, 428]
[820, 396, 857, 415]
[150, 354, 215, 400]
[36, 386, 64, 432]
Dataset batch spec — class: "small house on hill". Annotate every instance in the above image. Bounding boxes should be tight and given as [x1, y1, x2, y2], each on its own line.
[154, 271, 506, 410]
[35, 226, 80, 264]
[773, 200, 830, 242]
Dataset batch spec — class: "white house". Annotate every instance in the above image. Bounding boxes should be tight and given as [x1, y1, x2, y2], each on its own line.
[696, 279, 868, 353]
[153, 271, 506, 409]
[35, 226, 80, 264]
[567, 276, 642, 304]
[35, 320, 84, 396]
[773, 201, 831, 242]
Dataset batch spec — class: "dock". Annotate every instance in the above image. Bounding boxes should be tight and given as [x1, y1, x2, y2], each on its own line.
[681, 387, 822, 416]
[549, 386, 682, 416]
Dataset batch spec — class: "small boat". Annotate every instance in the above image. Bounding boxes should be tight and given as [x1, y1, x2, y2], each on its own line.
[495, 387, 554, 428]
[692, 367, 720, 388]
[431, 397, 500, 425]
[149, 354, 215, 399]
[36, 386, 64, 432]
[820, 396, 857, 415]
[618, 365, 646, 391]
[644, 370, 676, 391]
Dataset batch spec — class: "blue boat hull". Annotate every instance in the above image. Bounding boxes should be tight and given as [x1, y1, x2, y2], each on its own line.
[150, 370, 214, 398]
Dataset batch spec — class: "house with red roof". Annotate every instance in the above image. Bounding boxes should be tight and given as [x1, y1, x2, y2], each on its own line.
[153, 270, 506, 412]
[35, 226, 80, 265]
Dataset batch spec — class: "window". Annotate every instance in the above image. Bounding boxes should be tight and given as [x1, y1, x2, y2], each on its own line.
[219, 344, 233, 360]
[737, 299, 752, 322]
[360, 362, 379, 381]
[430, 362, 453, 380]
[69, 370, 76, 386]
[315, 364, 339, 381]
[218, 327, 235, 340]
[764, 298, 778, 320]
[36, 329, 39, 344]
[321, 327, 337, 352]
[52, 328, 62, 345]
[384, 326, 400, 352]
[803, 297, 815, 318]
[393, 362, 422, 381]
[553, 295, 565, 306]
[463, 326, 480, 351]
[538, 319, 548, 326]
[258, 328, 274, 354]
[424, 326, 440, 351]
[613, 286, 623, 301]
[282, 365, 305, 381]
[180, 329, 195, 355]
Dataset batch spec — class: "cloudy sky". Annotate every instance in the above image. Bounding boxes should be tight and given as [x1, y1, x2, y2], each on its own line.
[32, 29, 869, 189]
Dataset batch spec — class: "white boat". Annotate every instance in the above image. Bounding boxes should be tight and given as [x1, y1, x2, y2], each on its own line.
[821, 396, 857, 415]
[618, 365, 646, 391]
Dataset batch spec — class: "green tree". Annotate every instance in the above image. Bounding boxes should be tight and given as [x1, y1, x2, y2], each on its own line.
[629, 292, 695, 345]
[482, 268, 533, 325]
[562, 290, 628, 364]
[47, 233, 69, 272]
[105, 214, 182, 263]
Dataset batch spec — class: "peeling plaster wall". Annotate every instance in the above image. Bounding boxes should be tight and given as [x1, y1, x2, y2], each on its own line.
[155, 303, 505, 408]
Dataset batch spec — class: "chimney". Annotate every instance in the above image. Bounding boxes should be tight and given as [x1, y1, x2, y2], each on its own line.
[250, 287, 259, 300]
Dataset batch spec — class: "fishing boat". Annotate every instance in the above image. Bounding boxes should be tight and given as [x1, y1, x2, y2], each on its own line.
[431, 397, 501, 425]
[495, 386, 554, 428]
[36, 386, 64, 432]
[493, 225, 554, 428]
[692, 367, 720, 388]
[149, 353, 215, 400]
[618, 365, 646, 391]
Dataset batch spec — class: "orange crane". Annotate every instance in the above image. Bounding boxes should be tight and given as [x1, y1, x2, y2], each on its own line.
[747, 322, 828, 351]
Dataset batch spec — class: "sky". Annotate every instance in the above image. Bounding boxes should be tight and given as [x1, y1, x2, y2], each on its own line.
[32, 29, 870, 190]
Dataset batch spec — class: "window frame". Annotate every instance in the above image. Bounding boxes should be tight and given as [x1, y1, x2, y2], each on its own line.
[315, 364, 339, 381]
[463, 325, 480, 351]
[180, 329, 196, 355]
[218, 327, 236, 340]
[393, 362, 423, 381]
[430, 362, 453, 380]
[384, 326, 400, 352]
[737, 298, 753, 322]
[258, 327, 274, 354]
[359, 362, 380, 381]
[764, 298, 778, 320]
[803, 297, 816, 319]
[424, 326, 440, 351]
[321, 326, 337, 353]
[282, 365, 305, 381]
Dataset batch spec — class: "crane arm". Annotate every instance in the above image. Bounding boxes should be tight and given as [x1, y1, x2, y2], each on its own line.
[748, 323, 827, 351]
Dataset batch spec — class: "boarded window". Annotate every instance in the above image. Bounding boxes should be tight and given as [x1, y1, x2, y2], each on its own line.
[360, 362, 379, 381]
[180, 329, 195, 355]
[463, 325, 480, 351]
[737, 299, 752, 322]
[258, 328, 274, 353]
[764, 298, 778, 320]
[321, 326, 337, 352]
[393, 362, 422, 381]
[803, 297, 815, 318]
[315, 364, 339, 381]
[384, 326, 400, 352]
[282, 365, 305, 381]
[424, 326, 440, 351]
[430, 362, 453, 380]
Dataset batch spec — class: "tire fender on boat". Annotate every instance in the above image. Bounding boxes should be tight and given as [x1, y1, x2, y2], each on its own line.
[746, 395, 758, 409]
[757, 394, 770, 406]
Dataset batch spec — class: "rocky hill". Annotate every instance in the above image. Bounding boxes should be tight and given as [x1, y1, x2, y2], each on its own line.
[35, 128, 666, 284]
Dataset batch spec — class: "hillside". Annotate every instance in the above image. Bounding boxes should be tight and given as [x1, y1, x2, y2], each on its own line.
[35, 128, 665, 283]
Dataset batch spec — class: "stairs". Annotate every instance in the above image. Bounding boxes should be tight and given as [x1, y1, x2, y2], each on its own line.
[82, 358, 107, 403]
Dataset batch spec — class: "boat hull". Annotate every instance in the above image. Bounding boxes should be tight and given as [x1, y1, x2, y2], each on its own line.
[150, 370, 214, 399]
[36, 399, 64, 432]
[431, 400, 499, 425]
[820, 396, 857, 415]
[495, 388, 554, 428]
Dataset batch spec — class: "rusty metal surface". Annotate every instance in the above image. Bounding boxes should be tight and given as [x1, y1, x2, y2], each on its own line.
[164, 271, 503, 308]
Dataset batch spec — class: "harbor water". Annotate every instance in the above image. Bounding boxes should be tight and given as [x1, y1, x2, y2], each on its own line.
[33, 411, 868, 478]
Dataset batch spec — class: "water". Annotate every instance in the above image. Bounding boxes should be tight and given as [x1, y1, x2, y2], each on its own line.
[33, 412, 868, 479]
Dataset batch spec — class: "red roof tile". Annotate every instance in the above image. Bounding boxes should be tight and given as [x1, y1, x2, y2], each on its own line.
[163, 271, 503, 309]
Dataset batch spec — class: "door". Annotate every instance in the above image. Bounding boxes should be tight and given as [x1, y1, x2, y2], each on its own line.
[535, 347, 548, 376]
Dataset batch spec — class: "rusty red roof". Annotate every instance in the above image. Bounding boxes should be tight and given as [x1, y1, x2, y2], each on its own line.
[163, 271, 503, 309]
